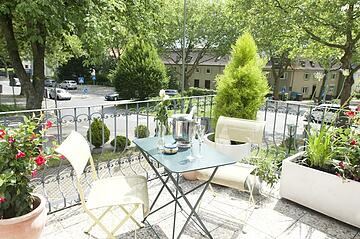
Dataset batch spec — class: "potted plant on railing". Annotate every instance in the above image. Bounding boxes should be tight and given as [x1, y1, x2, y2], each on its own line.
[0, 115, 60, 239]
[280, 107, 360, 228]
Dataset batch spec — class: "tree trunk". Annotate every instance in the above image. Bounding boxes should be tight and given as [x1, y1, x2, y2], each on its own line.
[340, 49, 353, 107]
[0, 13, 36, 108]
[272, 68, 280, 100]
[317, 70, 328, 103]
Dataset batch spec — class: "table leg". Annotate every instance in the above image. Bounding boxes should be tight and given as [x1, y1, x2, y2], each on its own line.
[167, 167, 219, 239]
[172, 173, 179, 239]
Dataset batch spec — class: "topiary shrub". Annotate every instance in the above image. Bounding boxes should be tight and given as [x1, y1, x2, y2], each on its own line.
[110, 135, 131, 151]
[87, 118, 110, 148]
[213, 33, 269, 126]
[112, 38, 168, 99]
[134, 125, 150, 138]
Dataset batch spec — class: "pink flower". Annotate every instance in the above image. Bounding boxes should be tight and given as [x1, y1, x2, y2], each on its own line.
[345, 111, 356, 118]
[350, 139, 357, 145]
[59, 155, 66, 160]
[338, 161, 345, 169]
[0, 129, 6, 139]
[34, 155, 46, 166]
[336, 173, 341, 177]
[15, 151, 26, 159]
[31, 169, 37, 177]
[0, 197, 6, 203]
[356, 105, 360, 112]
[8, 137, 15, 144]
[45, 120, 53, 129]
[353, 175, 359, 181]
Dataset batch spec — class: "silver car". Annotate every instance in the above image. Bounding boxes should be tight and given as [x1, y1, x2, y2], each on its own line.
[49, 88, 71, 100]
[59, 80, 77, 90]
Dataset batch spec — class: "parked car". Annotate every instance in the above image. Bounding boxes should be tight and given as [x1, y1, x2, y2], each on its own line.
[305, 103, 356, 124]
[44, 79, 56, 87]
[105, 92, 120, 101]
[49, 88, 71, 100]
[165, 89, 178, 96]
[59, 80, 77, 90]
[10, 77, 21, 87]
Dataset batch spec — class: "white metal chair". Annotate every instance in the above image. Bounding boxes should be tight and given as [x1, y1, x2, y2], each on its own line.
[55, 131, 149, 239]
[197, 116, 266, 204]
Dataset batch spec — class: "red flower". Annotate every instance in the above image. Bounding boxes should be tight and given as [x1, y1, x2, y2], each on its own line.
[15, 151, 26, 159]
[345, 111, 356, 118]
[336, 173, 341, 177]
[0, 129, 6, 139]
[350, 139, 357, 145]
[31, 169, 37, 177]
[357, 105, 360, 112]
[59, 155, 66, 160]
[45, 120, 53, 129]
[8, 137, 15, 144]
[0, 197, 6, 203]
[34, 155, 46, 166]
[338, 161, 345, 169]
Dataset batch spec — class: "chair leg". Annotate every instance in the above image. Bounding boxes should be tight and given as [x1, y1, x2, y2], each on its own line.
[111, 204, 140, 235]
[85, 209, 116, 239]
[119, 205, 143, 228]
[85, 206, 113, 234]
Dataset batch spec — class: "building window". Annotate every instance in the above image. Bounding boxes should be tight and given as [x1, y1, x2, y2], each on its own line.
[328, 85, 335, 94]
[304, 73, 310, 80]
[309, 61, 315, 67]
[194, 79, 200, 88]
[205, 80, 211, 89]
[206, 68, 211, 74]
[195, 68, 200, 73]
[302, 87, 308, 94]
[332, 73, 336, 79]
[300, 61, 306, 67]
[24, 64, 29, 69]
[280, 72, 288, 80]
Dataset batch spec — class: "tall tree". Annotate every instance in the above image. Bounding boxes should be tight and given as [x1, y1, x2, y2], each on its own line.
[0, 0, 89, 109]
[272, 0, 360, 106]
[230, 0, 298, 100]
[160, 0, 240, 91]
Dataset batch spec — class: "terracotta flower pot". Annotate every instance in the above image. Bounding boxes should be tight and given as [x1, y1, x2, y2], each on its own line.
[0, 194, 47, 239]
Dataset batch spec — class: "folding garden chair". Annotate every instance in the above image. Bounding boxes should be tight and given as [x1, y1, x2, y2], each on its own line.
[55, 131, 149, 239]
[197, 116, 266, 205]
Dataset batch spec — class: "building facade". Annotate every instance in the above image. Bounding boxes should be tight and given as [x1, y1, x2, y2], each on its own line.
[163, 54, 342, 100]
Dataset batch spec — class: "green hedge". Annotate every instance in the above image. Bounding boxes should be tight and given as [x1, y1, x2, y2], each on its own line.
[110, 135, 131, 151]
[186, 87, 216, 96]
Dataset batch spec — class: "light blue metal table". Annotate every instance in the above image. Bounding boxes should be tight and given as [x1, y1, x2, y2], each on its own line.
[134, 136, 236, 239]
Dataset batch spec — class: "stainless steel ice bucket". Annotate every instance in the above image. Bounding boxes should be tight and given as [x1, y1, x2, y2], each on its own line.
[172, 114, 196, 147]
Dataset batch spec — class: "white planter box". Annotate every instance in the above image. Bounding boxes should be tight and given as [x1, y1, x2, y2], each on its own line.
[280, 152, 360, 228]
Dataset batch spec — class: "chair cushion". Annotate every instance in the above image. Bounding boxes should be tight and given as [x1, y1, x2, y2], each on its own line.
[197, 163, 256, 191]
[86, 175, 149, 215]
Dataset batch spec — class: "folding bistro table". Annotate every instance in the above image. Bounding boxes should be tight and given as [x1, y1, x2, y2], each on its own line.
[133, 136, 236, 239]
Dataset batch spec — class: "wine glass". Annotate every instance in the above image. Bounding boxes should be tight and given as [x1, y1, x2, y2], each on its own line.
[196, 120, 206, 157]
[186, 120, 197, 161]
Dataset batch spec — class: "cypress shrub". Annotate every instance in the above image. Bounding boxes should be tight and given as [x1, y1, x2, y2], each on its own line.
[112, 38, 168, 99]
[134, 125, 150, 138]
[213, 33, 269, 126]
[86, 118, 110, 148]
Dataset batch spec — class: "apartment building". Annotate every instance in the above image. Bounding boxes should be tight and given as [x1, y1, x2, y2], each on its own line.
[163, 53, 342, 100]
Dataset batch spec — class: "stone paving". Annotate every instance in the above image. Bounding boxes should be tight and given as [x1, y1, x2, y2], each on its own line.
[40, 176, 360, 239]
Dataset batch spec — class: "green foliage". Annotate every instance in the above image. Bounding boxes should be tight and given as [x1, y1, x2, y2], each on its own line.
[86, 118, 110, 148]
[0, 115, 59, 219]
[213, 33, 269, 125]
[112, 38, 168, 99]
[0, 104, 25, 112]
[306, 125, 335, 168]
[57, 56, 90, 82]
[110, 136, 131, 152]
[134, 125, 150, 138]
[186, 87, 216, 96]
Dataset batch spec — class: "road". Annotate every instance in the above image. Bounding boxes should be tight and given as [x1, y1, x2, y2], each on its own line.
[0, 80, 310, 146]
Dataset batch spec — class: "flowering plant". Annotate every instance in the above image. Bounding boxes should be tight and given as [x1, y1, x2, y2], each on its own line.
[155, 89, 171, 134]
[305, 105, 360, 182]
[0, 115, 59, 219]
